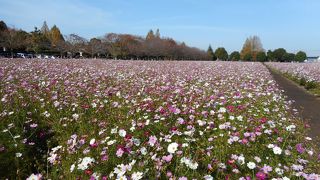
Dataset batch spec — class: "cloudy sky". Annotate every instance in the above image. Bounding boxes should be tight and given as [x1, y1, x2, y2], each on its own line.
[1, 0, 320, 56]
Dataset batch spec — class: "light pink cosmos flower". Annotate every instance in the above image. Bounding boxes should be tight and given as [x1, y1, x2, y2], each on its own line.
[148, 135, 157, 147]
[116, 148, 124, 157]
[162, 154, 173, 162]
[30, 123, 38, 128]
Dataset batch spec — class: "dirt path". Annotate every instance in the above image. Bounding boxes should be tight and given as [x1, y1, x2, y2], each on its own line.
[266, 66, 320, 139]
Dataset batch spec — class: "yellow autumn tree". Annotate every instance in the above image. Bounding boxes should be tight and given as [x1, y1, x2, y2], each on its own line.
[50, 25, 64, 47]
[240, 36, 264, 61]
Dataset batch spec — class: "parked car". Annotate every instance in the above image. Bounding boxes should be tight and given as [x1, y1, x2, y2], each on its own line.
[26, 54, 35, 58]
[17, 53, 26, 58]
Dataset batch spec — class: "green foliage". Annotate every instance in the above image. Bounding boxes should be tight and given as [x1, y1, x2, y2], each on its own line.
[243, 53, 252, 61]
[282, 71, 320, 96]
[214, 47, 228, 61]
[0, 21, 8, 32]
[305, 81, 318, 90]
[267, 50, 274, 61]
[229, 51, 240, 61]
[299, 77, 307, 86]
[29, 27, 51, 54]
[283, 53, 295, 62]
[294, 51, 307, 62]
[256, 51, 267, 62]
[207, 45, 216, 61]
[272, 48, 287, 62]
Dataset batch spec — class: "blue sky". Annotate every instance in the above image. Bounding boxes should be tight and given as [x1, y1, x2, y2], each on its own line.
[0, 0, 320, 56]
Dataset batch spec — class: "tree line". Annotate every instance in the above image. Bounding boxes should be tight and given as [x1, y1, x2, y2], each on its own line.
[0, 20, 307, 61]
[0, 20, 208, 60]
[206, 36, 307, 62]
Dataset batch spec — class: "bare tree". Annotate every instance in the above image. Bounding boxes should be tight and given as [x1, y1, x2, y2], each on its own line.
[65, 34, 87, 58]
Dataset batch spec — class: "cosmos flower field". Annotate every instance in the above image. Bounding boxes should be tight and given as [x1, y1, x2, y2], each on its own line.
[266, 62, 320, 95]
[266, 62, 320, 83]
[0, 59, 319, 179]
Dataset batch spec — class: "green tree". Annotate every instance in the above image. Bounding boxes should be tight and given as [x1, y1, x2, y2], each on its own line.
[294, 51, 307, 62]
[256, 51, 267, 62]
[207, 45, 215, 60]
[243, 53, 252, 61]
[229, 51, 240, 61]
[215, 47, 228, 61]
[0, 21, 8, 32]
[28, 27, 51, 54]
[267, 50, 274, 61]
[273, 48, 287, 62]
[283, 53, 295, 62]
[0, 21, 8, 50]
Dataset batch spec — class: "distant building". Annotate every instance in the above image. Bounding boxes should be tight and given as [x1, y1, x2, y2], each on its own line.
[305, 56, 320, 62]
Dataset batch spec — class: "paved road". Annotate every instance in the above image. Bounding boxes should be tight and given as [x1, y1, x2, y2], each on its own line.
[267, 66, 320, 139]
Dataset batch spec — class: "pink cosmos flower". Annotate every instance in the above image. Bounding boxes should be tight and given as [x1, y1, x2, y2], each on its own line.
[261, 165, 272, 174]
[101, 155, 108, 161]
[148, 135, 157, 147]
[256, 172, 267, 180]
[116, 148, 124, 157]
[166, 171, 172, 177]
[241, 138, 248, 144]
[296, 143, 305, 154]
[162, 154, 173, 162]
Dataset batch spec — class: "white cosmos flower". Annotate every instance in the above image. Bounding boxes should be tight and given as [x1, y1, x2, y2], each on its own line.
[26, 173, 42, 180]
[218, 107, 227, 113]
[275, 167, 284, 175]
[167, 142, 179, 154]
[107, 140, 116, 145]
[267, 144, 275, 148]
[53, 101, 60, 107]
[72, 113, 79, 120]
[70, 164, 75, 172]
[254, 156, 261, 163]
[89, 138, 96, 145]
[204, 175, 214, 180]
[237, 155, 245, 165]
[247, 162, 256, 169]
[118, 129, 126, 137]
[140, 147, 147, 155]
[286, 124, 296, 132]
[77, 157, 95, 170]
[237, 115, 243, 121]
[273, 146, 282, 155]
[131, 172, 143, 180]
